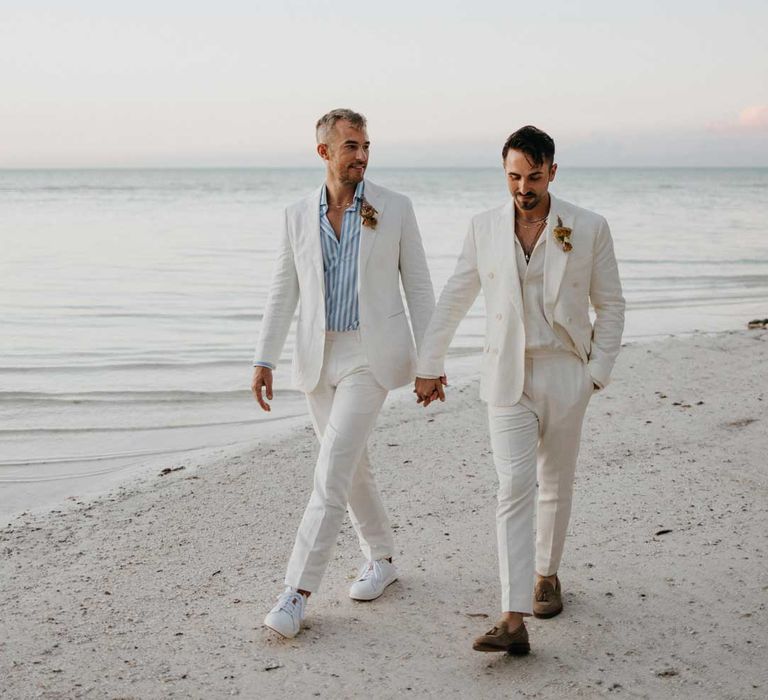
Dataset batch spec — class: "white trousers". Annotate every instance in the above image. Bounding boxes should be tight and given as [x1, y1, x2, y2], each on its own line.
[488, 351, 593, 613]
[285, 331, 393, 593]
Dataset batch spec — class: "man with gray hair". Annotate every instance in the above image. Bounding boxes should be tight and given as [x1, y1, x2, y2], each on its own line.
[252, 108, 438, 638]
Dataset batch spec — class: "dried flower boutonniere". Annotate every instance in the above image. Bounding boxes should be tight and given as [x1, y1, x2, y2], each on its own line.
[360, 198, 378, 230]
[553, 216, 573, 252]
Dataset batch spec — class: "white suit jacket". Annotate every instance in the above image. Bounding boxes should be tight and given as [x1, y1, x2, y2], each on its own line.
[254, 180, 436, 393]
[417, 195, 625, 406]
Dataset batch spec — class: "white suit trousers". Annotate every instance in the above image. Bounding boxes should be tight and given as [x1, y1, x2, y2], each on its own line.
[488, 351, 593, 613]
[285, 331, 393, 593]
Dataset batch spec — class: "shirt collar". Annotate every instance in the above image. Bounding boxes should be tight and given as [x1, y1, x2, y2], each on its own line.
[320, 180, 365, 212]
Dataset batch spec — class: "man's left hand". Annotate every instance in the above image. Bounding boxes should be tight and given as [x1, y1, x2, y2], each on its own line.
[414, 375, 447, 407]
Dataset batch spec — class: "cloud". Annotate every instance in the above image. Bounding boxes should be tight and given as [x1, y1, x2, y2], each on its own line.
[709, 105, 768, 134]
[737, 105, 768, 130]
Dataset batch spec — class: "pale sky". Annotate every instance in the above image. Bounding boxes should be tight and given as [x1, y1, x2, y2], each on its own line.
[1, 0, 767, 167]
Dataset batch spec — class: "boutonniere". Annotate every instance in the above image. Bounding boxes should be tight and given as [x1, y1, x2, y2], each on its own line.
[361, 198, 378, 229]
[553, 216, 572, 252]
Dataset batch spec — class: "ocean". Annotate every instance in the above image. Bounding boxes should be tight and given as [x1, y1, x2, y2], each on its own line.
[2, 167, 767, 519]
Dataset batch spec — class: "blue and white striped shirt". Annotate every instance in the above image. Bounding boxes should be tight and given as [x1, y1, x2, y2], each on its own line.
[253, 180, 364, 369]
[319, 180, 364, 332]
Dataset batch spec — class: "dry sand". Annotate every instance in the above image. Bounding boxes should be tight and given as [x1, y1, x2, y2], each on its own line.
[1, 330, 767, 699]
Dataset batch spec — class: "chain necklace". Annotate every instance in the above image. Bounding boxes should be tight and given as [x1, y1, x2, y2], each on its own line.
[515, 218, 548, 262]
[516, 214, 548, 227]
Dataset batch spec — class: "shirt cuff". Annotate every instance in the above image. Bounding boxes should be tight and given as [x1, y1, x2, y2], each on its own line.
[253, 361, 275, 370]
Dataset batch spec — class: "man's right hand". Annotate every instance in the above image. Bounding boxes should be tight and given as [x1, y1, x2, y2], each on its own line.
[414, 376, 446, 408]
[251, 366, 274, 412]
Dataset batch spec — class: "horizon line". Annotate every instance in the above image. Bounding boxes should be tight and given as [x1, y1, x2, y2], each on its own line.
[2, 164, 767, 172]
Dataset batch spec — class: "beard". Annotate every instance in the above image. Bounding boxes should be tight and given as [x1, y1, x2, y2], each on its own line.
[516, 193, 540, 210]
[339, 163, 365, 184]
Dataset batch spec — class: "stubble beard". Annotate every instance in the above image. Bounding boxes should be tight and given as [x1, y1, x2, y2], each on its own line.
[339, 163, 365, 186]
[516, 194, 539, 211]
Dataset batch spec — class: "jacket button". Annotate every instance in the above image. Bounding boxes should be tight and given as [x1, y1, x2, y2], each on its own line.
[488, 272, 494, 279]
[567, 316, 573, 323]
[496, 313, 502, 320]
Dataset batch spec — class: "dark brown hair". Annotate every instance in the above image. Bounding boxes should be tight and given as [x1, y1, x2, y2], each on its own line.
[502, 125, 555, 167]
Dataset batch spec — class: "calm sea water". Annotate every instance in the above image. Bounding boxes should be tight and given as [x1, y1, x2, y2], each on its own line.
[1, 167, 767, 517]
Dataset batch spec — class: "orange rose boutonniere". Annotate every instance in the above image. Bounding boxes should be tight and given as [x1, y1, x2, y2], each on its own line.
[361, 198, 378, 229]
[553, 216, 572, 252]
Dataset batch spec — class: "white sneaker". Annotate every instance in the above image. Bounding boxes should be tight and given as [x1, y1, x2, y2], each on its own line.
[349, 559, 398, 601]
[264, 587, 306, 638]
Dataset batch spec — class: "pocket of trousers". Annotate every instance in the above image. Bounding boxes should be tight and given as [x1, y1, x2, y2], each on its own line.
[583, 362, 597, 394]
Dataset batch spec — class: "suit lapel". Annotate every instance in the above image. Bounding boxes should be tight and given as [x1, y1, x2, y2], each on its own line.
[302, 185, 325, 293]
[358, 180, 386, 277]
[543, 194, 569, 325]
[492, 200, 525, 321]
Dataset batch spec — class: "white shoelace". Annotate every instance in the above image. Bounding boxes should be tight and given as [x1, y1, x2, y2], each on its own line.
[275, 588, 305, 618]
[356, 560, 386, 585]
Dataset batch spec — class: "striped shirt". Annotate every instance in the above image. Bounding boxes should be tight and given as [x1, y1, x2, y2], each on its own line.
[319, 180, 364, 331]
[253, 181, 364, 369]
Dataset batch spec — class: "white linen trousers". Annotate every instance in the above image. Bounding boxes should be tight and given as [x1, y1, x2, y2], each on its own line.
[488, 350, 594, 613]
[285, 331, 394, 592]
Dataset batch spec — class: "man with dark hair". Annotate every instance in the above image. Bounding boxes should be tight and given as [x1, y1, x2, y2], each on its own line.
[501, 125, 555, 166]
[414, 125, 624, 653]
[252, 109, 437, 639]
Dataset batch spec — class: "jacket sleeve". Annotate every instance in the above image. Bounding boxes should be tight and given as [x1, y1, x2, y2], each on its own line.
[398, 198, 436, 353]
[252, 209, 300, 368]
[416, 220, 482, 378]
[587, 217, 625, 388]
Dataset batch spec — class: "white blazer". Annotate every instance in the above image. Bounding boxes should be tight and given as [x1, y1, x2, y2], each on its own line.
[417, 194, 625, 406]
[254, 180, 436, 393]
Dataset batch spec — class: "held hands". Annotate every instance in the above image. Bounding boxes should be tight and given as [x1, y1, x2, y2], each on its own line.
[251, 366, 274, 412]
[414, 375, 448, 408]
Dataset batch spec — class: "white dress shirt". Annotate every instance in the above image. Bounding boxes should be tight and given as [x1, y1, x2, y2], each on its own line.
[514, 234, 576, 355]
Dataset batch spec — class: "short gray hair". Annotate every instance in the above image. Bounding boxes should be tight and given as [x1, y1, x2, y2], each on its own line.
[316, 108, 367, 144]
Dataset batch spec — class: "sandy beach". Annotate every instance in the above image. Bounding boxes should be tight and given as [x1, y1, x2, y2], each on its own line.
[1, 330, 766, 699]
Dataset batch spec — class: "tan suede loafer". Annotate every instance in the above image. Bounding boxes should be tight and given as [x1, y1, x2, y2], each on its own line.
[472, 620, 530, 655]
[533, 576, 563, 619]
